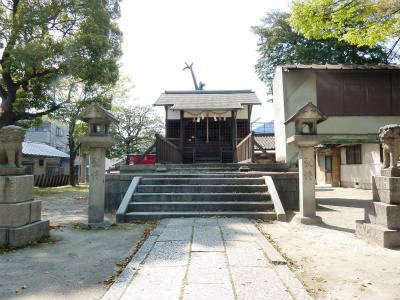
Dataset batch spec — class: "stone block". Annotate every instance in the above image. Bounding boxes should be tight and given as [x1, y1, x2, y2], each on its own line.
[0, 229, 6, 247]
[365, 201, 400, 229]
[381, 167, 400, 177]
[7, 220, 49, 248]
[356, 220, 400, 249]
[0, 200, 41, 227]
[0, 175, 33, 203]
[372, 176, 400, 204]
[0, 167, 25, 176]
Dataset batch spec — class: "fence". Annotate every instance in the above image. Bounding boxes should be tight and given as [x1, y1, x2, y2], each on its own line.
[34, 174, 70, 187]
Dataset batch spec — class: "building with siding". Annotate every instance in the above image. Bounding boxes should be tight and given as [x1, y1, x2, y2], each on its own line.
[25, 119, 69, 153]
[273, 64, 400, 189]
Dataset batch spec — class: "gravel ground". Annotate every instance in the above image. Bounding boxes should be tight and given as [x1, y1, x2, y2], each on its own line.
[259, 187, 400, 300]
[0, 185, 152, 300]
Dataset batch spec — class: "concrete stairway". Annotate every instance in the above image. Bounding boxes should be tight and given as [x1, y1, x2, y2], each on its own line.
[121, 173, 276, 221]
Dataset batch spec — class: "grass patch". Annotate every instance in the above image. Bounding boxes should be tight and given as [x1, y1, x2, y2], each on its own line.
[0, 235, 58, 255]
[34, 184, 89, 197]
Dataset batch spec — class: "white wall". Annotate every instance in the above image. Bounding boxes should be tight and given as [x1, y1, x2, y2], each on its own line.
[167, 106, 249, 120]
[273, 67, 287, 162]
[340, 144, 381, 189]
[236, 105, 248, 119]
[183, 111, 232, 118]
[167, 108, 180, 120]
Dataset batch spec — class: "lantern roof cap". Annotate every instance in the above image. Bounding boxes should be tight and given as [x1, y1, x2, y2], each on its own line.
[78, 103, 119, 124]
[285, 102, 327, 125]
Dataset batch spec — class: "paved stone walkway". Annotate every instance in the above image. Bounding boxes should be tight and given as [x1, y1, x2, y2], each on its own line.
[103, 218, 312, 300]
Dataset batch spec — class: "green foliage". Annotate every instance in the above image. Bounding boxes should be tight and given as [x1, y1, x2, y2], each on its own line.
[290, 0, 400, 46]
[253, 10, 391, 90]
[0, 0, 122, 126]
[108, 105, 163, 159]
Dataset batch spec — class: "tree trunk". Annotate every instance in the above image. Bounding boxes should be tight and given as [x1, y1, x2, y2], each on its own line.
[69, 150, 77, 186]
[0, 74, 18, 128]
[68, 122, 77, 186]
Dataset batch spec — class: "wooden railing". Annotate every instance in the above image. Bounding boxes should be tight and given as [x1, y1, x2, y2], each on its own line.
[155, 134, 182, 163]
[235, 131, 255, 163]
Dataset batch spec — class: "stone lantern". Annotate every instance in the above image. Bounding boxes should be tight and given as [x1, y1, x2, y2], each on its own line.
[78, 103, 118, 228]
[285, 102, 327, 225]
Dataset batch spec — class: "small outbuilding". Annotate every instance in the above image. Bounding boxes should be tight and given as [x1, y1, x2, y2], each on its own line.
[154, 90, 261, 163]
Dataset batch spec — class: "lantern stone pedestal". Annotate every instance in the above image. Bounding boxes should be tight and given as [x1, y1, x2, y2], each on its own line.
[78, 104, 118, 229]
[0, 126, 49, 248]
[287, 135, 325, 225]
[356, 124, 400, 248]
[80, 137, 116, 228]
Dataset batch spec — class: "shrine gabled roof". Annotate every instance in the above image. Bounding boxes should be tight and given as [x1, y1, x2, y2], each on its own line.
[154, 90, 261, 110]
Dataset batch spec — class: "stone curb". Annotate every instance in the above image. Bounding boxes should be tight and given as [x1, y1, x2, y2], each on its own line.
[275, 265, 313, 300]
[101, 221, 167, 300]
[251, 221, 313, 299]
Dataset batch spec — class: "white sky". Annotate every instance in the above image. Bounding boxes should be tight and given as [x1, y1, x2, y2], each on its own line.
[119, 0, 290, 122]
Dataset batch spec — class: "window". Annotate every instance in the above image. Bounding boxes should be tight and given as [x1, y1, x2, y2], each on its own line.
[38, 159, 45, 167]
[237, 120, 249, 138]
[346, 145, 362, 164]
[92, 124, 102, 134]
[56, 127, 62, 136]
[166, 120, 180, 138]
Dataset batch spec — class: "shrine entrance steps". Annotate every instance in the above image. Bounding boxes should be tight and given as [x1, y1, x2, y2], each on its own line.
[117, 163, 290, 221]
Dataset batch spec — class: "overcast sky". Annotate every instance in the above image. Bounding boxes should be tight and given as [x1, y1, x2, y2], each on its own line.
[119, 0, 289, 121]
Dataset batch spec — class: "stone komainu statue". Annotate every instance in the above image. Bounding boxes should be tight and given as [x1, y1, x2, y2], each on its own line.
[0, 125, 26, 168]
[379, 124, 400, 169]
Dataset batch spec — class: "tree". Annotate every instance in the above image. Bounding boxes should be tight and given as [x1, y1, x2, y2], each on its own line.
[0, 0, 122, 127]
[108, 105, 163, 161]
[290, 0, 400, 47]
[252, 11, 391, 90]
[50, 78, 112, 185]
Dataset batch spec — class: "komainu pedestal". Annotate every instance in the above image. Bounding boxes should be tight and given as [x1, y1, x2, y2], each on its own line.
[356, 125, 400, 249]
[0, 126, 49, 248]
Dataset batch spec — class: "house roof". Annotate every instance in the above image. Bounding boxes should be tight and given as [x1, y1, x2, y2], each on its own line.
[254, 135, 275, 150]
[22, 142, 69, 158]
[154, 90, 261, 110]
[281, 64, 400, 71]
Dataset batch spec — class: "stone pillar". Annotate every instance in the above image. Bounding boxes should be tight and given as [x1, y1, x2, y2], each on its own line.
[298, 146, 320, 223]
[88, 148, 106, 225]
[292, 142, 322, 225]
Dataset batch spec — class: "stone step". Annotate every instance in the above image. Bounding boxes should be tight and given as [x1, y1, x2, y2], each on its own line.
[140, 178, 265, 185]
[157, 163, 288, 170]
[137, 185, 268, 193]
[119, 163, 289, 174]
[133, 192, 270, 202]
[128, 173, 275, 178]
[124, 211, 277, 221]
[128, 201, 274, 212]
